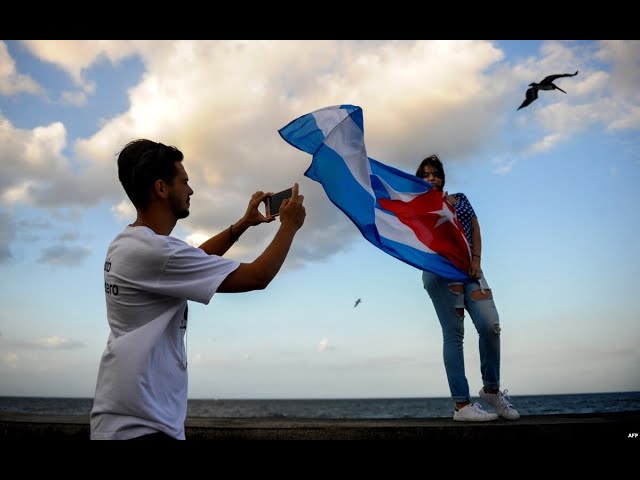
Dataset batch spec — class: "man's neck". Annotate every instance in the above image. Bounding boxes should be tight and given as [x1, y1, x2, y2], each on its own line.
[132, 208, 177, 236]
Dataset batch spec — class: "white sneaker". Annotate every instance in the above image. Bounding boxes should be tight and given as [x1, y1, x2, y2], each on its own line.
[479, 388, 520, 420]
[453, 402, 498, 422]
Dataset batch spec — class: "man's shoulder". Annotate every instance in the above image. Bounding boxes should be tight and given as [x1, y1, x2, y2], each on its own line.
[110, 227, 181, 257]
[114, 226, 181, 244]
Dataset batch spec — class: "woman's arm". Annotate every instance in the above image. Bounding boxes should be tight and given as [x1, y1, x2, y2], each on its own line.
[470, 216, 482, 279]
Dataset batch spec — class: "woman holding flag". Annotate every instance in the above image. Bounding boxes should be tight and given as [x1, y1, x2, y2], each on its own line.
[417, 154, 520, 422]
[278, 104, 520, 421]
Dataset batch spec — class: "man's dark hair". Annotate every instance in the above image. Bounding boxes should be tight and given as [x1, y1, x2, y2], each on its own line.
[416, 154, 446, 189]
[117, 139, 184, 209]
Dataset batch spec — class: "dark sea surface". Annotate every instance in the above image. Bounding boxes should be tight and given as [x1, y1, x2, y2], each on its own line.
[1, 392, 639, 418]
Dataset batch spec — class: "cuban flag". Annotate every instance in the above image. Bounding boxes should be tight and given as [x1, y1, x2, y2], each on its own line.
[279, 104, 471, 282]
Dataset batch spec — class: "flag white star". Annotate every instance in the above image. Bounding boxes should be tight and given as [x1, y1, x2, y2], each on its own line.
[431, 200, 457, 228]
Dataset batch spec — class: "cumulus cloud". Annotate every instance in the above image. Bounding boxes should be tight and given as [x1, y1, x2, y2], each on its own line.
[0, 112, 120, 209]
[1, 40, 638, 271]
[89, 40, 509, 266]
[20, 40, 138, 96]
[185, 231, 210, 248]
[110, 200, 135, 222]
[596, 40, 640, 101]
[0, 115, 70, 204]
[37, 244, 91, 266]
[0, 41, 44, 96]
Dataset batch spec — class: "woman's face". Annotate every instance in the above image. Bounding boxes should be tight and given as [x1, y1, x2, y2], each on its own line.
[420, 166, 443, 191]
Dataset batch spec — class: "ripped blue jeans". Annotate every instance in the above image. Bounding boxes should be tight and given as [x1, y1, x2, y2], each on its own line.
[422, 270, 501, 403]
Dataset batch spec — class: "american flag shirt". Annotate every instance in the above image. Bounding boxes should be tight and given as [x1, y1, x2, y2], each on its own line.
[452, 193, 476, 247]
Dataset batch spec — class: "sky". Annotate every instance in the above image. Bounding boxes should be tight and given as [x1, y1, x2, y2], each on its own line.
[0, 40, 638, 400]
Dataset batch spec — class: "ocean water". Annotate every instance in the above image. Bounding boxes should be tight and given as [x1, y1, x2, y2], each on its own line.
[1, 391, 639, 418]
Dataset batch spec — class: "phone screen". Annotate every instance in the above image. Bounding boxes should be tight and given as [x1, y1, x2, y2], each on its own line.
[268, 188, 293, 216]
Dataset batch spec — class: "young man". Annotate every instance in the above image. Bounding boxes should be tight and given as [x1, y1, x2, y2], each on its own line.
[90, 139, 306, 440]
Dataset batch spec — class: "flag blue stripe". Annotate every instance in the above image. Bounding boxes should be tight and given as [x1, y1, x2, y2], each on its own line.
[305, 143, 379, 241]
[279, 104, 359, 155]
[370, 158, 429, 194]
[278, 113, 325, 155]
[378, 235, 467, 278]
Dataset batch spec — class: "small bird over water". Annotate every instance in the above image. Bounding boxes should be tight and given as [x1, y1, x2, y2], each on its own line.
[354, 298, 362, 308]
[517, 70, 578, 110]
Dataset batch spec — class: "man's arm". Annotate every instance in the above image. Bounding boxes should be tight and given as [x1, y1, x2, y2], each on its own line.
[217, 183, 305, 292]
[198, 191, 273, 257]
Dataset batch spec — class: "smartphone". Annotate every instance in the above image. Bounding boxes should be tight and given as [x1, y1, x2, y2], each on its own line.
[267, 188, 293, 217]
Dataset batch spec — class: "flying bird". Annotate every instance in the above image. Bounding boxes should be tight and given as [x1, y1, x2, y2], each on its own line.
[517, 70, 578, 110]
[354, 298, 362, 308]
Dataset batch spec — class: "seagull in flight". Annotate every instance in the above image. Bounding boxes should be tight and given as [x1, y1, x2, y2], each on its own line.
[517, 70, 578, 110]
[354, 298, 362, 308]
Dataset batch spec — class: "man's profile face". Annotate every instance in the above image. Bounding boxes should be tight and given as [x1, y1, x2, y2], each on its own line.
[168, 162, 193, 219]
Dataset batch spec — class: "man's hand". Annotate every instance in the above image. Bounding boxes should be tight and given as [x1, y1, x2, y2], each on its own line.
[241, 191, 275, 227]
[279, 183, 306, 231]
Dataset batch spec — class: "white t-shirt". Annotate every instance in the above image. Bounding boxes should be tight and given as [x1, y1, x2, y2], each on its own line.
[90, 226, 240, 440]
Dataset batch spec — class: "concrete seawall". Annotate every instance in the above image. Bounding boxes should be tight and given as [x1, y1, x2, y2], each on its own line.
[2, 411, 639, 440]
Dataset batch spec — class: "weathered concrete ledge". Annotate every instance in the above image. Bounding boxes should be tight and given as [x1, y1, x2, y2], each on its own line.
[1, 411, 638, 440]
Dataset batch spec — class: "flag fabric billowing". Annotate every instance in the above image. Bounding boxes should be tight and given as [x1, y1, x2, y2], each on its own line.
[278, 104, 471, 282]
